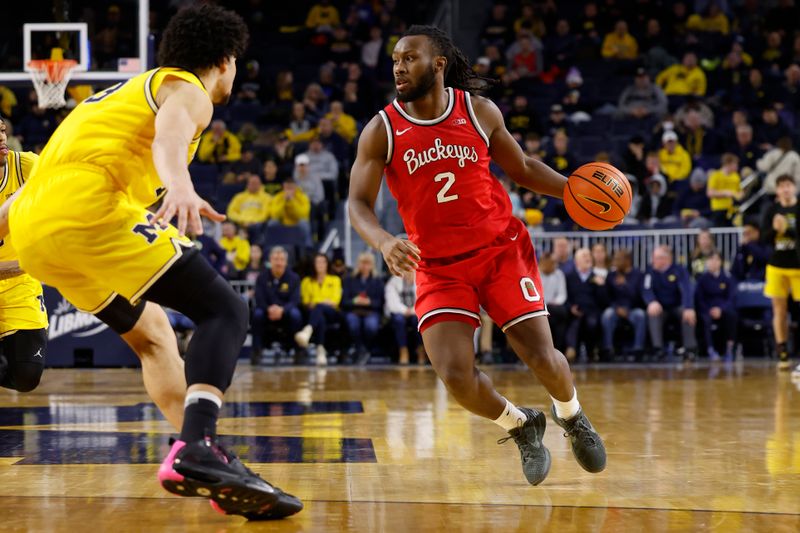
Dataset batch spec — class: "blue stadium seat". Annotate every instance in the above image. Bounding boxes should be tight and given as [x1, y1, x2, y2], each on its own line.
[264, 224, 308, 249]
[190, 163, 220, 186]
[694, 154, 721, 170]
[228, 101, 266, 129]
[217, 183, 246, 211]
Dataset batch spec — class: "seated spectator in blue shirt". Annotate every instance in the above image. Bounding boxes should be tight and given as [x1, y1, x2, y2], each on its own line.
[695, 251, 737, 362]
[552, 237, 575, 274]
[601, 249, 646, 360]
[643, 245, 698, 360]
[731, 221, 769, 281]
[565, 248, 608, 361]
[251, 246, 303, 364]
[672, 169, 712, 228]
[385, 273, 423, 365]
[342, 252, 384, 364]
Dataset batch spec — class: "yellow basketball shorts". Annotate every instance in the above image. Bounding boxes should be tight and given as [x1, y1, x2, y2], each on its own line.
[764, 265, 800, 299]
[9, 163, 193, 313]
[0, 274, 48, 337]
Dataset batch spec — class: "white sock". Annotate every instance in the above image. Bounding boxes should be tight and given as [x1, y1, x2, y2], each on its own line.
[551, 388, 580, 420]
[184, 390, 222, 408]
[493, 398, 528, 432]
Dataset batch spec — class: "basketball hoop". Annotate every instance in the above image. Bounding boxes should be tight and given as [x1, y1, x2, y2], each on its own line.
[28, 58, 78, 109]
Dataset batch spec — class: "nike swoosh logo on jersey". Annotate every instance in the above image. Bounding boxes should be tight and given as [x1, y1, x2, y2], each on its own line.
[396, 127, 413, 136]
[578, 194, 612, 214]
[510, 233, 519, 241]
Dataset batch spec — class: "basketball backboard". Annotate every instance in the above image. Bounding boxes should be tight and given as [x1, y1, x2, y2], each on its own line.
[0, 0, 149, 85]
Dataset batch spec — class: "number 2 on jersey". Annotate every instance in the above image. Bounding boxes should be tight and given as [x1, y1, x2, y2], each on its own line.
[434, 172, 458, 204]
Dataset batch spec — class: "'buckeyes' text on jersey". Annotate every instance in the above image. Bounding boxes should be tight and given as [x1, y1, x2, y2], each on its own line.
[380, 88, 512, 259]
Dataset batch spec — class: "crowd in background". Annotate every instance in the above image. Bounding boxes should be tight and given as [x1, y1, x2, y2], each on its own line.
[1, 0, 798, 364]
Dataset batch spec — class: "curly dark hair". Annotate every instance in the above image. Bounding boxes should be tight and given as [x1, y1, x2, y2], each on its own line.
[403, 25, 495, 94]
[158, 5, 249, 72]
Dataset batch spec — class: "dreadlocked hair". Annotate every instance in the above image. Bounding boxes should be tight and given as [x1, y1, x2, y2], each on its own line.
[403, 25, 496, 94]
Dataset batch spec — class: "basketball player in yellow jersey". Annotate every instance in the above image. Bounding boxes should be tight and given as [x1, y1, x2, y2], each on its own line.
[5, 5, 301, 520]
[0, 119, 48, 393]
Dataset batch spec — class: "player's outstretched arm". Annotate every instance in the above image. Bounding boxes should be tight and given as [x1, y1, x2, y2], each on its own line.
[472, 95, 567, 199]
[349, 116, 420, 276]
[152, 79, 225, 236]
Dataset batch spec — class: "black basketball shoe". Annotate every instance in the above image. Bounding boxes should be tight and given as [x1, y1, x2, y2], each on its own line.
[497, 407, 551, 485]
[550, 406, 606, 473]
[159, 438, 303, 519]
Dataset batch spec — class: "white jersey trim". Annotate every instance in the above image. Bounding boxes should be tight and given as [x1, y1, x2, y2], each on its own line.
[417, 307, 480, 331]
[0, 155, 8, 193]
[392, 87, 455, 126]
[378, 110, 393, 164]
[464, 91, 490, 147]
[501, 309, 550, 332]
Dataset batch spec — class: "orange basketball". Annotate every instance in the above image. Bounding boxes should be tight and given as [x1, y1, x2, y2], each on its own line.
[563, 162, 632, 231]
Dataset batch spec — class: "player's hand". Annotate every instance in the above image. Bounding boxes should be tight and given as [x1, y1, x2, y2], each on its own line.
[155, 183, 225, 236]
[380, 236, 420, 277]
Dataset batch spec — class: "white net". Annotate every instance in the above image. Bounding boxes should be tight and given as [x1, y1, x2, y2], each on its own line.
[28, 60, 77, 109]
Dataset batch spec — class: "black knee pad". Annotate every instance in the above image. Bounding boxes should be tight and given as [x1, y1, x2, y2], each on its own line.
[96, 296, 147, 335]
[143, 249, 249, 391]
[0, 329, 47, 393]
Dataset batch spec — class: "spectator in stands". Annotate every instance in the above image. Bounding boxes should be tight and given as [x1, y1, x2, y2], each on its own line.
[227, 174, 272, 244]
[539, 251, 568, 353]
[756, 137, 800, 195]
[644, 245, 697, 360]
[385, 273, 423, 365]
[601, 20, 639, 60]
[506, 29, 544, 81]
[361, 26, 385, 71]
[545, 104, 571, 137]
[591, 243, 610, 282]
[761, 31, 787, 68]
[224, 148, 263, 184]
[617, 68, 668, 120]
[545, 129, 574, 176]
[778, 64, 800, 110]
[565, 248, 608, 362]
[324, 101, 357, 144]
[342, 80, 371, 122]
[755, 106, 792, 151]
[690, 228, 717, 278]
[481, 3, 513, 47]
[545, 18, 577, 69]
[673, 169, 712, 227]
[197, 120, 241, 164]
[271, 70, 296, 107]
[659, 130, 692, 184]
[317, 117, 350, 166]
[602, 249, 646, 360]
[296, 253, 343, 366]
[262, 159, 284, 196]
[193, 231, 228, 276]
[731, 124, 760, 173]
[677, 108, 711, 159]
[302, 83, 328, 120]
[328, 25, 356, 64]
[270, 178, 312, 244]
[342, 252, 384, 365]
[686, 3, 730, 34]
[707, 153, 742, 227]
[695, 251, 737, 362]
[505, 95, 542, 139]
[270, 133, 296, 172]
[731, 221, 769, 281]
[219, 221, 250, 279]
[286, 101, 314, 142]
[553, 237, 575, 274]
[304, 138, 339, 219]
[638, 171, 671, 224]
[242, 244, 266, 286]
[306, 0, 340, 32]
[621, 135, 647, 184]
[656, 52, 707, 96]
[293, 153, 325, 219]
[252, 246, 303, 365]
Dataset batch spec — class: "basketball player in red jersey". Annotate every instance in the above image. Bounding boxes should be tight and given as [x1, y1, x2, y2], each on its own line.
[349, 26, 605, 485]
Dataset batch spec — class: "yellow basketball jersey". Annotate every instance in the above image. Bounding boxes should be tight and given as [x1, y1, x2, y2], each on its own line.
[0, 150, 37, 262]
[32, 68, 207, 208]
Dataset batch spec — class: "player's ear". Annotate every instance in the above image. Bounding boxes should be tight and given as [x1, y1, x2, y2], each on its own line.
[434, 55, 447, 74]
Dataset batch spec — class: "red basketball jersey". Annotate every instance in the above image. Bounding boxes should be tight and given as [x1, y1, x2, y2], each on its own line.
[380, 88, 512, 259]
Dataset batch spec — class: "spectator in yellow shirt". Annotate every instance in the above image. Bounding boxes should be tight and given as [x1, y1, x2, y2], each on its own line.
[324, 101, 357, 143]
[707, 153, 743, 227]
[306, 0, 340, 32]
[295, 253, 343, 365]
[686, 4, 729, 35]
[658, 130, 693, 183]
[219, 221, 251, 276]
[656, 52, 707, 96]
[197, 120, 242, 164]
[270, 179, 313, 246]
[227, 174, 272, 242]
[601, 20, 639, 60]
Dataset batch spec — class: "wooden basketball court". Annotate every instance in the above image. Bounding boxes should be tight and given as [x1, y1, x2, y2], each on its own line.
[2, 362, 799, 531]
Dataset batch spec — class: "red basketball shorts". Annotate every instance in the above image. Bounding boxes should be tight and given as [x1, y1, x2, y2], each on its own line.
[415, 218, 548, 333]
